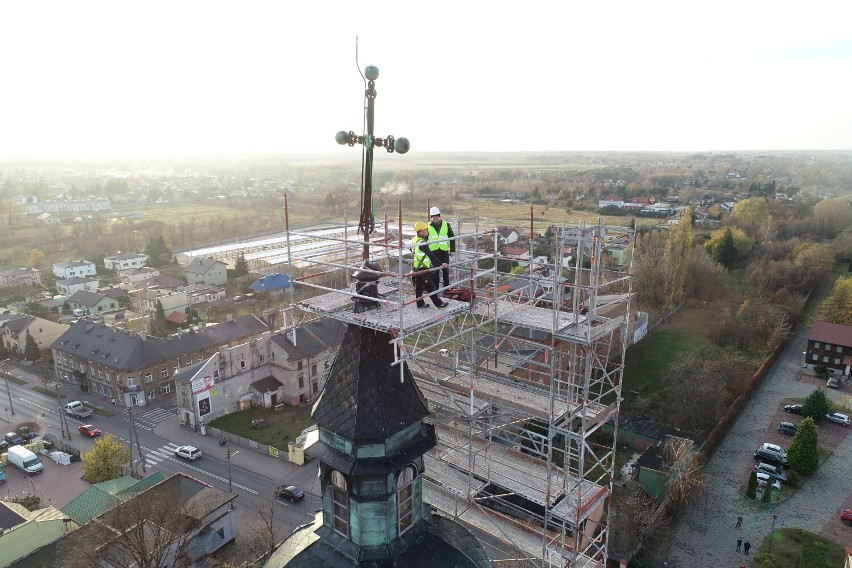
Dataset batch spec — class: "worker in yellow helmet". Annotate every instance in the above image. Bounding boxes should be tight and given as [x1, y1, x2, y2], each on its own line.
[412, 221, 448, 309]
[427, 206, 455, 290]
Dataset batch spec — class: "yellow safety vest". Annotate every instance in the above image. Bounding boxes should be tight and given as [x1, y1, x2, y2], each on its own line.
[411, 236, 432, 269]
[428, 221, 450, 252]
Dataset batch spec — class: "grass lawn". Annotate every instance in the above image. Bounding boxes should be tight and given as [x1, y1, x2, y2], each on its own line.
[209, 404, 313, 450]
[759, 527, 846, 566]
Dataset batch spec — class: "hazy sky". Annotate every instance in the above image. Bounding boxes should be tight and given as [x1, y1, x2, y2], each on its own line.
[2, 1, 850, 158]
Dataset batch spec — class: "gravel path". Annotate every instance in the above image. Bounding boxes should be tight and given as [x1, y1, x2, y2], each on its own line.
[666, 324, 852, 566]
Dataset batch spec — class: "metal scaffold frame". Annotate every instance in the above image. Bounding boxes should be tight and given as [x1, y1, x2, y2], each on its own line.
[280, 200, 634, 567]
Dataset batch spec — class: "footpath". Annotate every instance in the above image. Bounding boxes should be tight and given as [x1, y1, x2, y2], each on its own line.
[666, 325, 852, 566]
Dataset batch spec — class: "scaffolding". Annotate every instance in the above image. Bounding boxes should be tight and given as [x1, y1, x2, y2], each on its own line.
[283, 204, 634, 567]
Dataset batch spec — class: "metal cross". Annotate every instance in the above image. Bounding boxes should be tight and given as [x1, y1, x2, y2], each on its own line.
[336, 65, 409, 260]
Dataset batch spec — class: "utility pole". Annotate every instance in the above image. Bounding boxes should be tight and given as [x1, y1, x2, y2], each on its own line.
[55, 382, 71, 440]
[226, 448, 239, 493]
[1, 359, 14, 416]
[127, 404, 146, 474]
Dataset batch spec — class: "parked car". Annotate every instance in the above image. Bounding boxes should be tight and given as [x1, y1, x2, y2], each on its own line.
[276, 485, 305, 502]
[761, 442, 787, 457]
[754, 448, 788, 468]
[0, 439, 7, 451]
[754, 462, 787, 483]
[72, 308, 86, 316]
[784, 404, 804, 415]
[78, 424, 101, 438]
[827, 377, 840, 389]
[174, 445, 202, 460]
[842, 509, 852, 525]
[4, 432, 24, 447]
[755, 472, 782, 492]
[778, 422, 798, 435]
[825, 412, 850, 426]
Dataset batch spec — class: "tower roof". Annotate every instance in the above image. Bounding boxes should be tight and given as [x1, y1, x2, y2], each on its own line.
[312, 324, 428, 443]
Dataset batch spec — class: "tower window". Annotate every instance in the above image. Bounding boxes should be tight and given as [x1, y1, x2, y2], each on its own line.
[397, 466, 415, 535]
[330, 470, 349, 538]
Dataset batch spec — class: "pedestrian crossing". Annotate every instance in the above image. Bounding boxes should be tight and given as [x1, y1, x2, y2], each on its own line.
[124, 407, 176, 431]
[136, 442, 259, 495]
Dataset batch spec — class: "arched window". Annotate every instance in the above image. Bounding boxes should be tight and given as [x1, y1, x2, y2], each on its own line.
[397, 466, 416, 535]
[330, 470, 349, 537]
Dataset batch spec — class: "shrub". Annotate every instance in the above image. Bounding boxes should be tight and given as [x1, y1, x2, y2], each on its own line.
[788, 416, 819, 475]
[746, 471, 758, 499]
[800, 539, 826, 568]
[752, 552, 793, 568]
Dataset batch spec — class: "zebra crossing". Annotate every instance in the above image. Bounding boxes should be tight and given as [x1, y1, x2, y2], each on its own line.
[140, 442, 258, 494]
[124, 406, 176, 431]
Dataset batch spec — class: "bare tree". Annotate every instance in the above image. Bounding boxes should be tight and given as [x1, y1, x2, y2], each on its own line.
[240, 494, 286, 563]
[660, 350, 733, 432]
[662, 437, 706, 511]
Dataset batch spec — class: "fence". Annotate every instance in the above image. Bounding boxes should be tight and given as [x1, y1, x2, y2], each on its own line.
[205, 426, 288, 461]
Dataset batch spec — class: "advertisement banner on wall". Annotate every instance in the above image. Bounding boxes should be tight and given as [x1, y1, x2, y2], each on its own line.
[192, 374, 215, 395]
[198, 391, 211, 417]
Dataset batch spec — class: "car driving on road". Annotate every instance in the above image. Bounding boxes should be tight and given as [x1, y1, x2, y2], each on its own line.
[174, 445, 202, 460]
[78, 425, 101, 438]
[276, 485, 305, 502]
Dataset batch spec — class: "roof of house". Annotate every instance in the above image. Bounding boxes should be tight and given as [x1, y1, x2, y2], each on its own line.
[57, 276, 99, 286]
[250, 273, 291, 291]
[0, 502, 28, 530]
[810, 321, 852, 348]
[61, 473, 166, 525]
[54, 260, 94, 268]
[166, 311, 188, 324]
[105, 253, 147, 261]
[251, 375, 283, 392]
[271, 318, 346, 360]
[66, 289, 108, 307]
[0, 314, 34, 334]
[100, 287, 127, 300]
[51, 314, 268, 371]
[185, 257, 226, 275]
[0, 267, 40, 277]
[136, 274, 184, 290]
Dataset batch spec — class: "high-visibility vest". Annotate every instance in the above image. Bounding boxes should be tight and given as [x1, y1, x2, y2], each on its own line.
[411, 236, 432, 269]
[428, 221, 450, 252]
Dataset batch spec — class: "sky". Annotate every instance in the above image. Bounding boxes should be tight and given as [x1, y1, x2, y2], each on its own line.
[2, 1, 851, 158]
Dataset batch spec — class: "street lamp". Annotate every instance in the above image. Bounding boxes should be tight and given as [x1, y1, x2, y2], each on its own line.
[769, 513, 778, 553]
[226, 449, 239, 493]
[1, 359, 15, 416]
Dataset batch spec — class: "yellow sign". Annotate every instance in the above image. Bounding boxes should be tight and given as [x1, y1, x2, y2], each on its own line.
[268, 446, 279, 457]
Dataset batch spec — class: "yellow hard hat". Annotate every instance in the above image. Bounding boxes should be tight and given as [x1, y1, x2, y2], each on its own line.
[414, 221, 428, 232]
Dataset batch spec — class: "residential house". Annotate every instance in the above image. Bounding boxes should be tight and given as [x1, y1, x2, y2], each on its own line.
[0, 267, 42, 287]
[36, 212, 61, 224]
[62, 473, 167, 528]
[103, 252, 149, 272]
[269, 318, 347, 404]
[23, 197, 111, 215]
[0, 501, 70, 567]
[496, 226, 519, 245]
[636, 434, 703, 501]
[51, 314, 269, 406]
[52, 260, 96, 279]
[56, 276, 100, 296]
[120, 266, 161, 288]
[805, 321, 852, 377]
[184, 257, 228, 286]
[136, 274, 184, 292]
[62, 473, 235, 566]
[137, 289, 190, 317]
[181, 283, 227, 305]
[0, 313, 69, 355]
[65, 290, 119, 315]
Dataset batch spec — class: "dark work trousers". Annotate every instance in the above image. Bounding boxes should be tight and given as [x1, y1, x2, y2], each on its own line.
[414, 271, 443, 307]
[431, 250, 451, 290]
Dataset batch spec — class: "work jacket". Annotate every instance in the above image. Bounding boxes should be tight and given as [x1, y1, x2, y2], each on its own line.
[428, 220, 451, 252]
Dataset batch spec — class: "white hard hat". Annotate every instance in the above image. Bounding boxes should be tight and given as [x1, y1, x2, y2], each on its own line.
[430, 207, 441, 216]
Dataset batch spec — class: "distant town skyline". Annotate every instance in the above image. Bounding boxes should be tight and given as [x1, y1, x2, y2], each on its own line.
[2, 1, 851, 159]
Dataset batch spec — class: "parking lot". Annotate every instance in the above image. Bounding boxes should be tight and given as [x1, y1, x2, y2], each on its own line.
[1, 453, 89, 509]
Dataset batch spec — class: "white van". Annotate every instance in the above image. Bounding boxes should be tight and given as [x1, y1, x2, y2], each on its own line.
[7, 445, 44, 474]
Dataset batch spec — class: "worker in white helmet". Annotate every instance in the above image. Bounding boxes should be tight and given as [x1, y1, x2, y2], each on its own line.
[427, 206, 455, 290]
[412, 221, 448, 309]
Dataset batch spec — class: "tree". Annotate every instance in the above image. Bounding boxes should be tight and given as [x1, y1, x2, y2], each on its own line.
[660, 350, 733, 433]
[632, 230, 667, 309]
[793, 242, 835, 291]
[81, 435, 131, 483]
[28, 248, 45, 269]
[802, 389, 829, 423]
[662, 437, 706, 510]
[704, 226, 753, 267]
[731, 197, 770, 225]
[745, 470, 758, 499]
[818, 276, 852, 325]
[23, 330, 40, 362]
[684, 245, 726, 302]
[787, 416, 819, 475]
[811, 197, 852, 238]
[0, 198, 24, 228]
[761, 482, 773, 503]
[233, 253, 249, 278]
[660, 210, 693, 309]
[144, 233, 173, 266]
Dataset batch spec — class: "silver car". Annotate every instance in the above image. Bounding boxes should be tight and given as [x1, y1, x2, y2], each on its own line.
[174, 445, 202, 460]
[825, 412, 850, 426]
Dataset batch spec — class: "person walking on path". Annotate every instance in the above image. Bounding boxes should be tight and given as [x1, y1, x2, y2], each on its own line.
[736, 538, 742, 552]
[743, 541, 751, 555]
[427, 207, 454, 290]
[736, 515, 742, 528]
[411, 221, 449, 309]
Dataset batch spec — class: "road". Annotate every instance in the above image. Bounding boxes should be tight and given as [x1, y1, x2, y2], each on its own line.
[1, 367, 320, 537]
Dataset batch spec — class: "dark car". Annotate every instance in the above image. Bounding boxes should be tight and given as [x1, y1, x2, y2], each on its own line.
[784, 404, 804, 415]
[778, 422, 798, 435]
[4, 432, 24, 446]
[276, 485, 305, 502]
[754, 448, 788, 468]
